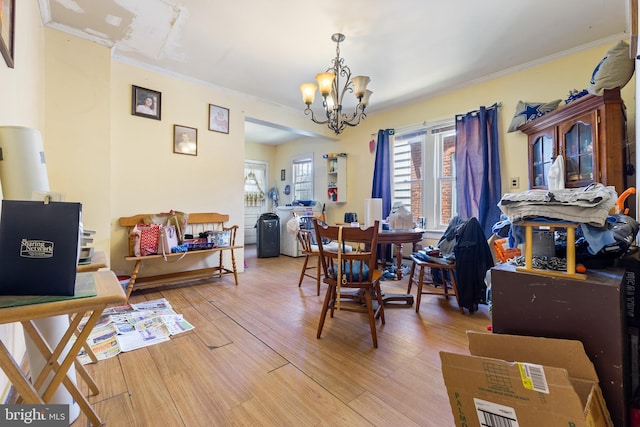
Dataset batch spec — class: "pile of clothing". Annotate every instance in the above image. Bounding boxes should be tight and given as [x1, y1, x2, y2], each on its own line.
[415, 216, 493, 314]
[497, 183, 638, 265]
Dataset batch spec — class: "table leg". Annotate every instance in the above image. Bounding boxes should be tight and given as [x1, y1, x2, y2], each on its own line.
[381, 242, 414, 305]
[22, 309, 105, 427]
[395, 243, 404, 280]
[0, 340, 44, 403]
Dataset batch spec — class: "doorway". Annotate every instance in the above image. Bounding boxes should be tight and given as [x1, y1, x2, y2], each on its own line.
[244, 160, 269, 245]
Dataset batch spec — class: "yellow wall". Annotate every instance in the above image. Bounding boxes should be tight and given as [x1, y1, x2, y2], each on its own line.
[246, 141, 276, 166]
[44, 29, 112, 251]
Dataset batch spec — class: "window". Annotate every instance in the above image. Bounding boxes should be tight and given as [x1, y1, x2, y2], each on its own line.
[292, 154, 313, 201]
[392, 130, 425, 222]
[392, 122, 457, 231]
[244, 161, 267, 207]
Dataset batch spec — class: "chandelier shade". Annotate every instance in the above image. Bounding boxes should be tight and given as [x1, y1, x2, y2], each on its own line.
[300, 33, 372, 135]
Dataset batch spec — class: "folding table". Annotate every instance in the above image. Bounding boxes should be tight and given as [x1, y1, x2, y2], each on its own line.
[0, 270, 126, 426]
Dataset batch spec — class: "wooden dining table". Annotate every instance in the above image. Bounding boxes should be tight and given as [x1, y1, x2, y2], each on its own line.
[378, 228, 425, 280]
[377, 228, 424, 305]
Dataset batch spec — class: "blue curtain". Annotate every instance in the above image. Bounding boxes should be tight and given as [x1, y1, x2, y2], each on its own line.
[455, 104, 502, 237]
[371, 129, 394, 220]
[371, 129, 394, 263]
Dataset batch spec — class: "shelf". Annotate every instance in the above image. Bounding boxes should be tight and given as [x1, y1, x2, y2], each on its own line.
[325, 154, 347, 203]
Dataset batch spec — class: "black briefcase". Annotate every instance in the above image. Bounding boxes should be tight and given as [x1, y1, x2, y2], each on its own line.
[0, 200, 82, 295]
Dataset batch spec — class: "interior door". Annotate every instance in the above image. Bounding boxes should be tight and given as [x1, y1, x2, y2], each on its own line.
[244, 161, 268, 245]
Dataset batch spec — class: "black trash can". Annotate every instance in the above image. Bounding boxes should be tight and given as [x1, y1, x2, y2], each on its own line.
[256, 213, 280, 258]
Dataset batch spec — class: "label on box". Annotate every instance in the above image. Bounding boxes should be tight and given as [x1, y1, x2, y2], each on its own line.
[473, 398, 520, 427]
[518, 362, 549, 394]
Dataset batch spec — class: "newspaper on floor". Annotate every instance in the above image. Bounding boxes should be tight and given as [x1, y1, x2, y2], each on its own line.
[74, 297, 195, 364]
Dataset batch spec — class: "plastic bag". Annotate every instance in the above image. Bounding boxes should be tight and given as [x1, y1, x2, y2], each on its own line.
[389, 204, 413, 230]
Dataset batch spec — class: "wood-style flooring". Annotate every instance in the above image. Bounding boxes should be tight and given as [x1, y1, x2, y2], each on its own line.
[72, 245, 491, 426]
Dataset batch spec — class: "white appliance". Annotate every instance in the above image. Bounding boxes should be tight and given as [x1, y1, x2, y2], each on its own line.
[276, 204, 323, 257]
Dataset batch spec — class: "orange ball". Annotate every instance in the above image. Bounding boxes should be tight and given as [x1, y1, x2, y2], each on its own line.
[576, 264, 587, 274]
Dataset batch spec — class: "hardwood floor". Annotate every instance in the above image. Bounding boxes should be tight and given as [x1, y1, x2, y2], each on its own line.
[73, 245, 491, 426]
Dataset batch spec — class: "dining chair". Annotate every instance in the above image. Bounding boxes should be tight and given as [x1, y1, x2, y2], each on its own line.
[407, 254, 463, 314]
[313, 219, 385, 348]
[295, 212, 327, 295]
[296, 228, 322, 295]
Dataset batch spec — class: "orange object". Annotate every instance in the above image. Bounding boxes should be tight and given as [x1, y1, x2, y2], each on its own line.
[616, 187, 636, 214]
[494, 238, 521, 263]
[576, 264, 587, 274]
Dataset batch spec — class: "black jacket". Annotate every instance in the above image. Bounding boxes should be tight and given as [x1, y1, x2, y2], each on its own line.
[452, 217, 494, 313]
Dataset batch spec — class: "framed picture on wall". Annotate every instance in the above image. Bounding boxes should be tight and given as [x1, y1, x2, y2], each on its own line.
[0, 0, 15, 68]
[131, 85, 162, 120]
[173, 125, 197, 156]
[208, 104, 229, 134]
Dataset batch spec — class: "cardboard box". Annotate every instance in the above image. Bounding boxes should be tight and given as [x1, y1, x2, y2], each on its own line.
[440, 332, 613, 427]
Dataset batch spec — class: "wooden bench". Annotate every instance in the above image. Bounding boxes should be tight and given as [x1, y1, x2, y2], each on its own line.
[118, 212, 242, 300]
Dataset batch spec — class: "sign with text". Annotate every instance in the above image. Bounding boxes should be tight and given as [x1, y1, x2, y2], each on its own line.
[0, 405, 68, 426]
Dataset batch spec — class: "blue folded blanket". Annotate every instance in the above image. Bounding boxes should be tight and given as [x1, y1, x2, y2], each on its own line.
[331, 262, 369, 281]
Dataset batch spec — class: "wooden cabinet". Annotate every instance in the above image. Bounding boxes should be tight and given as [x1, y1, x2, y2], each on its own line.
[519, 88, 627, 194]
[326, 154, 347, 204]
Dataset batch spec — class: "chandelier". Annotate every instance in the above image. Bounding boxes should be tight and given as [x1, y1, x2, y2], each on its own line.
[300, 33, 372, 135]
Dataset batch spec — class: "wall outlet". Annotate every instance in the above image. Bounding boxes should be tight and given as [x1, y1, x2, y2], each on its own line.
[510, 177, 520, 189]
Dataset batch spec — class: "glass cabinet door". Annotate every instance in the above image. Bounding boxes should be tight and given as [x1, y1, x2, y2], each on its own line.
[560, 113, 595, 188]
[530, 134, 554, 188]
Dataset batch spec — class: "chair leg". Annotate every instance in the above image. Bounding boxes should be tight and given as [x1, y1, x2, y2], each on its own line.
[315, 256, 321, 296]
[407, 261, 417, 293]
[363, 290, 378, 348]
[316, 284, 334, 339]
[416, 265, 425, 313]
[448, 270, 465, 314]
[374, 283, 385, 325]
[298, 255, 310, 287]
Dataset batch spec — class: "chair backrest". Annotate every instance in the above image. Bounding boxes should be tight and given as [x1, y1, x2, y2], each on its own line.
[297, 229, 314, 254]
[297, 211, 327, 231]
[313, 219, 379, 287]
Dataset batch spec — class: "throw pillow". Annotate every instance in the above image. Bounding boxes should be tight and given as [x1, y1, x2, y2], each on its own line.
[507, 99, 562, 132]
[587, 40, 635, 95]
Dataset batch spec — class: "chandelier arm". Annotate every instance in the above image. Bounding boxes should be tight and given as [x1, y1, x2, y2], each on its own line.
[336, 62, 353, 108]
[303, 106, 329, 125]
[340, 108, 367, 127]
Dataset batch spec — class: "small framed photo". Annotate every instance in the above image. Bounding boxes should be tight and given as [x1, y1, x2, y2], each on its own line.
[0, 0, 15, 68]
[173, 125, 197, 156]
[132, 85, 161, 120]
[208, 104, 229, 134]
[280, 169, 286, 181]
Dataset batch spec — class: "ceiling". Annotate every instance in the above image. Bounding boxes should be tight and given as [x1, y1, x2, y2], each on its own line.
[41, 0, 631, 144]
